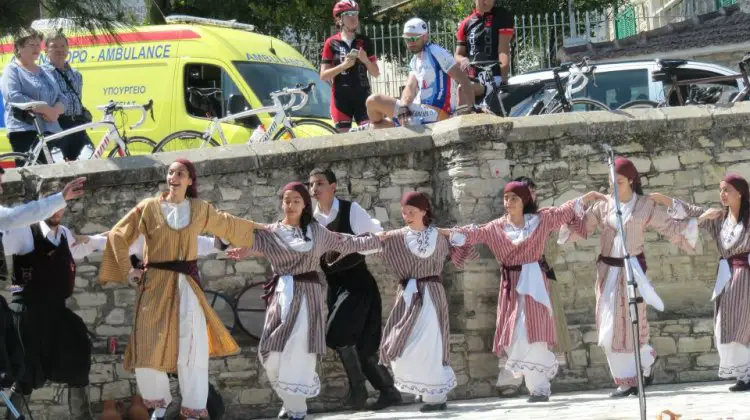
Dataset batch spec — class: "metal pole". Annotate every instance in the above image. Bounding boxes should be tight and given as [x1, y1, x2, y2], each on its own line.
[568, 0, 576, 37]
[602, 144, 647, 420]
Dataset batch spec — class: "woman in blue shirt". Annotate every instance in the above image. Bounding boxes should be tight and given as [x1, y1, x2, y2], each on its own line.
[0, 29, 65, 165]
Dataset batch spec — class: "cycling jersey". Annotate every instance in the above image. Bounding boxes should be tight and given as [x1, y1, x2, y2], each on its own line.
[409, 43, 456, 114]
[456, 6, 515, 78]
[321, 33, 376, 127]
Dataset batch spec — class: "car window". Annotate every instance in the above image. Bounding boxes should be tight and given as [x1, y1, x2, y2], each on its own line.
[574, 69, 650, 109]
[658, 67, 741, 104]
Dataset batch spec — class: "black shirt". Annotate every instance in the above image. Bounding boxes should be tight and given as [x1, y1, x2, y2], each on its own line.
[456, 6, 515, 77]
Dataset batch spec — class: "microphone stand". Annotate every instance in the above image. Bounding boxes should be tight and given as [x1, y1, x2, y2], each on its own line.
[603, 144, 647, 420]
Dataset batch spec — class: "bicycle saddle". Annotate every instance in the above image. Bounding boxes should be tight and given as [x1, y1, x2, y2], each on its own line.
[9, 101, 48, 111]
[657, 59, 688, 70]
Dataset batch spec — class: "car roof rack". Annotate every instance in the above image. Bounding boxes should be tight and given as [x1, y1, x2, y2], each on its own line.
[165, 15, 255, 32]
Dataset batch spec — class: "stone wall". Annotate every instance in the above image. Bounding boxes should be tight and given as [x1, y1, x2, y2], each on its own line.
[3, 102, 750, 419]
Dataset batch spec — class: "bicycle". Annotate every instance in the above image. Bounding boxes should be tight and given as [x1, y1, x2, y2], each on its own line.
[538, 57, 610, 114]
[203, 282, 265, 341]
[618, 53, 750, 109]
[1, 100, 156, 168]
[153, 82, 337, 153]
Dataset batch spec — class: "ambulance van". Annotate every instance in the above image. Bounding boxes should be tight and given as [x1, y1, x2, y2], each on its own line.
[0, 15, 333, 155]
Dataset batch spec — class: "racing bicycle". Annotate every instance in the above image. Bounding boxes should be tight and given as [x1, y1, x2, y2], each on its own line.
[153, 82, 337, 152]
[0, 100, 156, 168]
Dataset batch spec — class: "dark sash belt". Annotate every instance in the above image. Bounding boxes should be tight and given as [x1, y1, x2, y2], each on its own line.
[726, 252, 750, 268]
[263, 271, 320, 307]
[539, 255, 556, 281]
[146, 260, 201, 285]
[500, 264, 523, 298]
[399, 275, 441, 301]
[597, 253, 648, 273]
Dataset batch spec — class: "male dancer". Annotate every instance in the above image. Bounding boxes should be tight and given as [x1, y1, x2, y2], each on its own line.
[309, 168, 401, 411]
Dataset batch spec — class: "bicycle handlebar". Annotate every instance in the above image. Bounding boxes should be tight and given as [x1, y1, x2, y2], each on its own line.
[270, 82, 315, 112]
[96, 99, 155, 129]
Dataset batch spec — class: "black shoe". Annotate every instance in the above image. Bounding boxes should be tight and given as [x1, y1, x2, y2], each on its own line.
[419, 402, 447, 412]
[609, 387, 638, 398]
[368, 386, 402, 410]
[277, 406, 289, 418]
[336, 345, 369, 409]
[729, 380, 750, 392]
[527, 394, 549, 403]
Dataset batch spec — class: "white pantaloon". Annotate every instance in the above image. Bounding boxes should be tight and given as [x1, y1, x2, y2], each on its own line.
[135, 275, 209, 418]
[599, 266, 655, 387]
[716, 313, 750, 382]
[261, 295, 320, 419]
[504, 298, 558, 397]
[391, 286, 456, 403]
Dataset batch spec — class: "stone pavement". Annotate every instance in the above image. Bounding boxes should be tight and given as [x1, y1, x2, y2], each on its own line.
[264, 381, 747, 420]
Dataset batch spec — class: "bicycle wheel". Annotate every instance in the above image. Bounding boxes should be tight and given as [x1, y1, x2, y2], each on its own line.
[202, 289, 237, 332]
[0, 152, 31, 169]
[547, 98, 611, 113]
[617, 100, 660, 110]
[235, 282, 266, 340]
[154, 130, 220, 153]
[272, 119, 338, 141]
[108, 136, 157, 158]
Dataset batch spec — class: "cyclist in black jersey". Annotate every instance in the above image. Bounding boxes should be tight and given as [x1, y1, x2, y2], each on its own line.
[320, 0, 380, 132]
[454, 0, 515, 105]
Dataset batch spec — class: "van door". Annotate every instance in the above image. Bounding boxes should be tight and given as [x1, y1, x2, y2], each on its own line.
[173, 58, 259, 145]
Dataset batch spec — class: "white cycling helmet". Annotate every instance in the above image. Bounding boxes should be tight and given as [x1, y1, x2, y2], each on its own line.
[403, 18, 428, 36]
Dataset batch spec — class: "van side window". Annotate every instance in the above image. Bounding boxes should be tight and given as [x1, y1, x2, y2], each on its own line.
[184, 63, 259, 127]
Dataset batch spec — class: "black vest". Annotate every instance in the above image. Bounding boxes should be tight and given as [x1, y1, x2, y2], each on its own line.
[12, 223, 77, 302]
[321, 199, 366, 275]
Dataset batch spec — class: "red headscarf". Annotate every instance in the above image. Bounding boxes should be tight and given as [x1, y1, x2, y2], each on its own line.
[615, 157, 641, 187]
[281, 182, 314, 239]
[400, 191, 434, 226]
[173, 158, 198, 198]
[503, 181, 531, 205]
[723, 174, 750, 202]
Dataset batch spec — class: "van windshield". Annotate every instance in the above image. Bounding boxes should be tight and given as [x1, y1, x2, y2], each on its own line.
[234, 62, 330, 119]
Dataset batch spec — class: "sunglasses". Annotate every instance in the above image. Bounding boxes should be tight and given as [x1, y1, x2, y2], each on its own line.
[403, 35, 422, 42]
[341, 11, 359, 17]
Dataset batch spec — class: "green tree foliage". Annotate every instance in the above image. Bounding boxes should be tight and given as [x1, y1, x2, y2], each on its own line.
[0, 0, 128, 37]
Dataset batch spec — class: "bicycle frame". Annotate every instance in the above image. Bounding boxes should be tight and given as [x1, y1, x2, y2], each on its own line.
[24, 117, 125, 166]
[660, 60, 750, 106]
[197, 86, 311, 146]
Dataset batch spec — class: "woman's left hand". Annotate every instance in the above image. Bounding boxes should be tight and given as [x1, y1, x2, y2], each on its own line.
[226, 247, 251, 260]
[583, 191, 607, 204]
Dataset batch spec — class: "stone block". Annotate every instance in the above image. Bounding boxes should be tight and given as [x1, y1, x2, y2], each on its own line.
[662, 324, 691, 334]
[75, 292, 107, 307]
[582, 330, 598, 344]
[219, 186, 243, 201]
[467, 352, 498, 379]
[652, 154, 680, 171]
[651, 336, 677, 356]
[379, 186, 401, 200]
[114, 289, 136, 307]
[665, 354, 692, 370]
[717, 149, 750, 163]
[678, 336, 712, 353]
[693, 319, 714, 334]
[105, 308, 126, 325]
[696, 352, 720, 367]
[589, 345, 608, 364]
[677, 369, 719, 382]
[239, 388, 274, 404]
[569, 349, 588, 368]
[390, 169, 430, 185]
[679, 149, 712, 165]
[101, 380, 132, 400]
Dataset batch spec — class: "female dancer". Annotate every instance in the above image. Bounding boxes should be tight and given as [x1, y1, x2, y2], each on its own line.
[373, 191, 477, 412]
[652, 174, 750, 392]
[439, 182, 605, 402]
[226, 182, 381, 420]
[99, 159, 264, 420]
[558, 157, 697, 398]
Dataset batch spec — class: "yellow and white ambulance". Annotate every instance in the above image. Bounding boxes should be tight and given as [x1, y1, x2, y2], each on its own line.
[0, 15, 333, 155]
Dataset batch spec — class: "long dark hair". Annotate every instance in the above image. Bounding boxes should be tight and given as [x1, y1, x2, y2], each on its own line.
[724, 199, 750, 229]
[523, 201, 539, 214]
[632, 182, 644, 196]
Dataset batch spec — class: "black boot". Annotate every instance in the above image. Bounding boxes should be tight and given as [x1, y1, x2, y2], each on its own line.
[609, 387, 638, 398]
[729, 380, 750, 392]
[336, 345, 369, 409]
[419, 402, 447, 412]
[5, 390, 28, 420]
[206, 382, 225, 420]
[361, 355, 402, 410]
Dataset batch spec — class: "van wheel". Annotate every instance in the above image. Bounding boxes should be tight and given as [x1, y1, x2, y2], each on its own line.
[154, 130, 220, 153]
[108, 136, 157, 157]
[272, 119, 338, 141]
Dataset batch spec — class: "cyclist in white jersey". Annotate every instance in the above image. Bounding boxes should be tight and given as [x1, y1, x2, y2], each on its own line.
[360, 18, 474, 130]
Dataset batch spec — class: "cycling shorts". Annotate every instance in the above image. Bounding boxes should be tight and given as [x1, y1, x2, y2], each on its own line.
[330, 92, 369, 129]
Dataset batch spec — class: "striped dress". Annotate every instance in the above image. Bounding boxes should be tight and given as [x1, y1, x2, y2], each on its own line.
[377, 226, 476, 399]
[250, 221, 380, 398]
[673, 200, 750, 381]
[99, 195, 262, 373]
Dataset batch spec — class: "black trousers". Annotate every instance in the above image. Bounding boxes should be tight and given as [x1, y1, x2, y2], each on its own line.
[9, 297, 92, 395]
[57, 115, 94, 159]
[8, 124, 90, 166]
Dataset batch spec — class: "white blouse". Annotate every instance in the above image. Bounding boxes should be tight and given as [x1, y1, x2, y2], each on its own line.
[503, 214, 541, 245]
[403, 225, 466, 258]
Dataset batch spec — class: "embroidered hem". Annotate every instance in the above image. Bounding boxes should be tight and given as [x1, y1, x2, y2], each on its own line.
[181, 406, 209, 418]
[506, 359, 559, 381]
[718, 363, 750, 381]
[287, 410, 307, 419]
[614, 377, 638, 388]
[143, 398, 169, 409]
[272, 378, 321, 397]
[394, 376, 457, 396]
